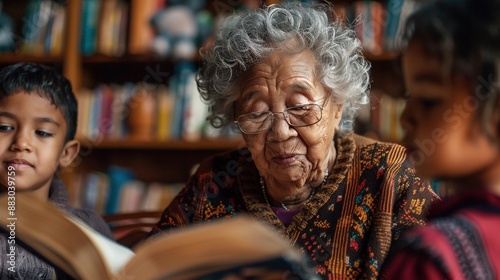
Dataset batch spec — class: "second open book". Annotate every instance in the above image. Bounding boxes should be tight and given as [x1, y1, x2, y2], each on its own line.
[0, 192, 319, 279]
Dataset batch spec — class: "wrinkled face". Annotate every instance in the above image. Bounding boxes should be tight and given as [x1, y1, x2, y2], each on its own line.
[235, 48, 343, 196]
[401, 40, 499, 181]
[0, 93, 78, 199]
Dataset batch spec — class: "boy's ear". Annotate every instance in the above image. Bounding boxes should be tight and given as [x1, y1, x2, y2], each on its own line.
[59, 140, 80, 168]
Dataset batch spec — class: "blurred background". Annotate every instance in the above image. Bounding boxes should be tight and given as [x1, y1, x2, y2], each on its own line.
[0, 0, 432, 216]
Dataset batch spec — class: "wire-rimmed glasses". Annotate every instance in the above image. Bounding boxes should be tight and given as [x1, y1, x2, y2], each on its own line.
[234, 96, 331, 134]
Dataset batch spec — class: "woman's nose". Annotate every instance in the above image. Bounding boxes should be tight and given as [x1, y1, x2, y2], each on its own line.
[267, 112, 296, 141]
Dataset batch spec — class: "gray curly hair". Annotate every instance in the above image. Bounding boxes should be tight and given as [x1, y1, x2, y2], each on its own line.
[197, 1, 371, 132]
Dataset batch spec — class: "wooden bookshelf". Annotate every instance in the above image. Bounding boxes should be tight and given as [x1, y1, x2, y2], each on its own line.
[79, 137, 245, 150]
[0, 0, 409, 212]
[81, 54, 169, 64]
[70, 138, 245, 184]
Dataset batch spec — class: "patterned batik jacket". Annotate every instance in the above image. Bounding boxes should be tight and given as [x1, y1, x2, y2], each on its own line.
[149, 133, 439, 279]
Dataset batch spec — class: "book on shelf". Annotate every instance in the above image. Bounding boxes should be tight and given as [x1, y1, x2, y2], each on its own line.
[384, 0, 421, 51]
[19, 0, 67, 55]
[341, 0, 421, 54]
[181, 62, 209, 141]
[156, 83, 175, 140]
[76, 78, 235, 142]
[80, 0, 101, 55]
[80, 0, 129, 56]
[128, 0, 165, 55]
[96, 0, 128, 56]
[0, 9, 14, 52]
[365, 90, 405, 142]
[73, 166, 184, 215]
[384, 0, 404, 50]
[79, 171, 109, 214]
[0, 192, 319, 280]
[104, 165, 135, 214]
[345, 1, 385, 54]
[46, 3, 66, 55]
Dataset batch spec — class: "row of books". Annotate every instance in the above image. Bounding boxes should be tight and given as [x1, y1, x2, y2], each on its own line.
[345, 0, 419, 54]
[80, 0, 130, 56]
[77, 62, 236, 141]
[81, 0, 216, 57]
[0, 0, 67, 55]
[1, 0, 204, 57]
[356, 90, 405, 142]
[371, 92, 406, 142]
[1, 0, 419, 57]
[70, 166, 184, 215]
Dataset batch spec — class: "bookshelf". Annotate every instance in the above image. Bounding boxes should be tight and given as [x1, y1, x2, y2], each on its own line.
[0, 0, 410, 213]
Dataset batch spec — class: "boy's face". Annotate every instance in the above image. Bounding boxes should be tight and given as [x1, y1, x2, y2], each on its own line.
[0, 92, 79, 199]
[400, 40, 499, 183]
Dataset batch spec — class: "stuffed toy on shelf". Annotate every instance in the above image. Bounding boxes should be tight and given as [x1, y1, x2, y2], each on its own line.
[150, 0, 212, 60]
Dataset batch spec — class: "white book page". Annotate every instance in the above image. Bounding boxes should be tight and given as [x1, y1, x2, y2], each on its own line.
[69, 216, 135, 275]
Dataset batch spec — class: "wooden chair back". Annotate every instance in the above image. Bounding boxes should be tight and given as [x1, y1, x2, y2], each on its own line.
[103, 211, 162, 249]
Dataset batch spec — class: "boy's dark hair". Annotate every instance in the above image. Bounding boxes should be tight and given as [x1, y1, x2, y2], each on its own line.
[0, 63, 78, 142]
[401, 0, 500, 141]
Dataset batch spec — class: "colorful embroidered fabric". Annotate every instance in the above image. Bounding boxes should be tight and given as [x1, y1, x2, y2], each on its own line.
[149, 133, 438, 279]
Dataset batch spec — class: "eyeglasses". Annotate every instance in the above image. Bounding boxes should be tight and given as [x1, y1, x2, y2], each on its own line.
[234, 96, 331, 134]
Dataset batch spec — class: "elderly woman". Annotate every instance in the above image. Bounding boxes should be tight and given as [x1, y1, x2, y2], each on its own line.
[149, 2, 438, 279]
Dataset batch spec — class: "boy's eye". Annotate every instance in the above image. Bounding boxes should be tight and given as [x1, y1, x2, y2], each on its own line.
[0, 124, 14, 132]
[35, 130, 53, 137]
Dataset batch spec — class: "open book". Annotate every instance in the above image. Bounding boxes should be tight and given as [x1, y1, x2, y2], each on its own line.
[0, 192, 319, 280]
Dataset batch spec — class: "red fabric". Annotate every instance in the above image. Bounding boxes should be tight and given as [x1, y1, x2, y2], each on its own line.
[382, 250, 446, 279]
[381, 189, 500, 280]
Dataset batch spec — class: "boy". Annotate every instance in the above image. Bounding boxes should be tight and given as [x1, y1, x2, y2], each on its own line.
[381, 0, 500, 278]
[0, 63, 112, 279]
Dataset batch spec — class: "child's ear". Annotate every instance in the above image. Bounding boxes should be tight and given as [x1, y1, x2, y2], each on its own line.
[59, 140, 80, 168]
[494, 107, 500, 140]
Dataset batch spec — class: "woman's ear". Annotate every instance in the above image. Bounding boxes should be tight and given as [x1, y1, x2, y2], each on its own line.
[59, 140, 80, 168]
[333, 103, 344, 130]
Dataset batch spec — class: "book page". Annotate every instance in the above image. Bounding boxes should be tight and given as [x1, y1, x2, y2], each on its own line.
[121, 215, 313, 279]
[68, 216, 135, 275]
[0, 192, 130, 279]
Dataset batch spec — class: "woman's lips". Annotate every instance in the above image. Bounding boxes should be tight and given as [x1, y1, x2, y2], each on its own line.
[272, 154, 298, 166]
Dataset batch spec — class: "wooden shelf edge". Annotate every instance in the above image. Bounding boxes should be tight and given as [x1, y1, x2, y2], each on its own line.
[363, 51, 400, 61]
[77, 137, 246, 150]
[81, 53, 199, 64]
[0, 53, 64, 64]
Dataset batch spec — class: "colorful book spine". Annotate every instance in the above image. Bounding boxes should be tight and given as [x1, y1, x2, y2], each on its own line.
[80, 0, 101, 56]
[384, 0, 403, 50]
